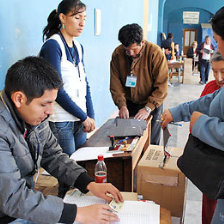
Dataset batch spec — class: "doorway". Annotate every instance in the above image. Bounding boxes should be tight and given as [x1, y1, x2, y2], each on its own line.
[183, 29, 197, 55]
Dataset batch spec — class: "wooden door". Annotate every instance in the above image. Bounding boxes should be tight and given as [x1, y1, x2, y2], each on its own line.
[183, 29, 197, 55]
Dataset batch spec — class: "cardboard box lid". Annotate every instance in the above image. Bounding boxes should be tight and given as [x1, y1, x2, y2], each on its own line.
[138, 145, 184, 172]
[137, 145, 185, 188]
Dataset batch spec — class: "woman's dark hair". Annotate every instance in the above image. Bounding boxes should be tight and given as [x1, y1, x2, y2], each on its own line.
[42, 0, 86, 41]
[211, 51, 224, 63]
[211, 6, 224, 40]
[118, 23, 143, 47]
[5, 57, 63, 103]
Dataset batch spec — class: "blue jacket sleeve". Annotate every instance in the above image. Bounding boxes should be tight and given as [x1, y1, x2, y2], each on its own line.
[40, 40, 87, 121]
[170, 89, 224, 150]
[85, 77, 95, 119]
[80, 44, 95, 119]
[192, 114, 224, 151]
[169, 90, 220, 122]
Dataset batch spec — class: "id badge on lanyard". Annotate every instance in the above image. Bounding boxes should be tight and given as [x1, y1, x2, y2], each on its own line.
[125, 73, 137, 88]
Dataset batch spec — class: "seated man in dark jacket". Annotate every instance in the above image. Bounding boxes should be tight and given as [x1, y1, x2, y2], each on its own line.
[187, 41, 199, 71]
[0, 56, 123, 224]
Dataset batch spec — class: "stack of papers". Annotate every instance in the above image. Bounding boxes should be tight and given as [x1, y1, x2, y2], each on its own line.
[63, 190, 160, 224]
[70, 146, 124, 161]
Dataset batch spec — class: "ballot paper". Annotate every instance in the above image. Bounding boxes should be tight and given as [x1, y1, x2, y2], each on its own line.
[63, 190, 160, 224]
[109, 198, 124, 212]
[70, 146, 123, 161]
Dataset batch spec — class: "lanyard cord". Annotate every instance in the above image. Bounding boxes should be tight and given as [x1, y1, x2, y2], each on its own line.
[59, 31, 81, 78]
[130, 57, 142, 74]
[130, 44, 146, 73]
[59, 31, 78, 66]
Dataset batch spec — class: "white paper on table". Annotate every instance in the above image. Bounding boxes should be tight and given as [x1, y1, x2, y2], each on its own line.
[64, 190, 106, 205]
[70, 146, 123, 161]
[63, 190, 160, 224]
[115, 201, 160, 224]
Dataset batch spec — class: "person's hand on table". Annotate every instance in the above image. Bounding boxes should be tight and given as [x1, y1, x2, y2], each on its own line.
[86, 182, 124, 203]
[119, 106, 129, 119]
[160, 109, 174, 129]
[134, 108, 150, 120]
[75, 204, 120, 224]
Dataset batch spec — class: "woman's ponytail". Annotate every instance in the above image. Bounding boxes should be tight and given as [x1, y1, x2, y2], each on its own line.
[42, 9, 61, 41]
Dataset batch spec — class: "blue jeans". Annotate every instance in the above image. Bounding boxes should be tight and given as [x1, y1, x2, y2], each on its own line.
[212, 199, 224, 224]
[9, 219, 35, 224]
[49, 121, 87, 198]
[49, 121, 87, 156]
[200, 59, 210, 84]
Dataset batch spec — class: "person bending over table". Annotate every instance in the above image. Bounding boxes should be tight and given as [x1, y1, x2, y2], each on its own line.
[110, 23, 168, 145]
[0, 56, 123, 224]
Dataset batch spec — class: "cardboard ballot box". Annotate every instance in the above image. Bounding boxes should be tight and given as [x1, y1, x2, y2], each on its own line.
[137, 145, 186, 218]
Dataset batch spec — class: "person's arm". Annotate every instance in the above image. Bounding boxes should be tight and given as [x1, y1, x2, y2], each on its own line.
[144, 46, 169, 111]
[171, 41, 175, 59]
[41, 124, 123, 222]
[169, 90, 220, 123]
[0, 130, 64, 223]
[41, 123, 122, 200]
[161, 88, 221, 129]
[110, 50, 127, 109]
[80, 44, 94, 120]
[110, 49, 130, 118]
[210, 43, 215, 55]
[85, 77, 95, 119]
[40, 40, 87, 122]
[191, 111, 224, 150]
[41, 122, 93, 189]
[161, 89, 224, 150]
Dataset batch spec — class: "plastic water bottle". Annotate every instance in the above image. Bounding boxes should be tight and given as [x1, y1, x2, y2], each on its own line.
[95, 155, 107, 183]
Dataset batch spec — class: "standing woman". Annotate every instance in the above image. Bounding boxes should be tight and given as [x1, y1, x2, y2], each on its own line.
[40, 0, 95, 197]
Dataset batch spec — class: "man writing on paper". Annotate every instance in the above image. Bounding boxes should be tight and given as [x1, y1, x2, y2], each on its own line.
[0, 57, 123, 224]
[110, 23, 168, 145]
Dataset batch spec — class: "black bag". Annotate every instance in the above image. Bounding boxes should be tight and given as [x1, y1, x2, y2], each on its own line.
[177, 134, 224, 199]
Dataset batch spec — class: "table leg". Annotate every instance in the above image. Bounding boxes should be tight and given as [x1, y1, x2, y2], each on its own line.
[178, 68, 180, 83]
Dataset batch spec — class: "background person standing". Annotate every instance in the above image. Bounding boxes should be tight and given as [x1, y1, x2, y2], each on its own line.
[198, 36, 215, 84]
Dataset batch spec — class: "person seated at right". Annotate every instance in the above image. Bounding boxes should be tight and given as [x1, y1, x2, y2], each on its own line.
[187, 41, 198, 71]
[200, 51, 224, 224]
[174, 43, 181, 59]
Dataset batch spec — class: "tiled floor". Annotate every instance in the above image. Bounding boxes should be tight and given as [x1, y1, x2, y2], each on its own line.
[164, 72, 211, 224]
